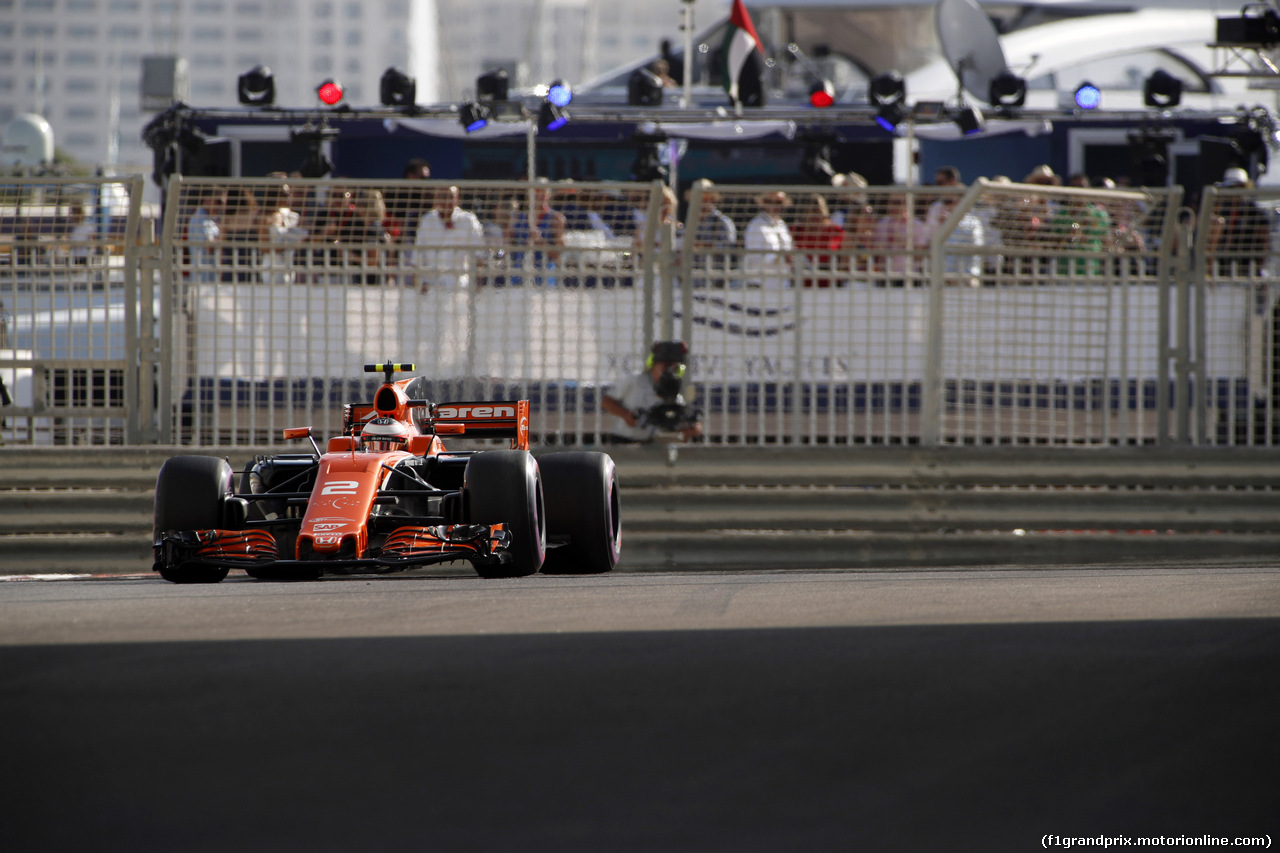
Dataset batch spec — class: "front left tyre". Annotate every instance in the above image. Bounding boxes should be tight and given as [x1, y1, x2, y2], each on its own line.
[153, 455, 234, 584]
[464, 450, 546, 578]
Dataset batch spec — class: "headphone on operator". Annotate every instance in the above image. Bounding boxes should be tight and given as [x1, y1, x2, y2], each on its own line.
[645, 340, 688, 376]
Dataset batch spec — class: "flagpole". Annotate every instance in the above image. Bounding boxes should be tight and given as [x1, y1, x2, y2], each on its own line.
[681, 0, 694, 109]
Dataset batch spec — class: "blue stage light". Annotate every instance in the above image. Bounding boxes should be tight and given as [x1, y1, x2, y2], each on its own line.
[539, 101, 569, 132]
[547, 80, 573, 107]
[459, 101, 490, 132]
[1074, 82, 1101, 110]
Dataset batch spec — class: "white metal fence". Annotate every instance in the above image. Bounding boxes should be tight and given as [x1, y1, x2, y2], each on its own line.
[0, 175, 160, 446]
[3, 174, 1278, 447]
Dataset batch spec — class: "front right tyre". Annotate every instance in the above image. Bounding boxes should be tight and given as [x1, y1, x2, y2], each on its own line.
[464, 450, 546, 578]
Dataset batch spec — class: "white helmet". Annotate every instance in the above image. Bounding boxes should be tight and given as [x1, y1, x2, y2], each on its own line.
[361, 417, 410, 452]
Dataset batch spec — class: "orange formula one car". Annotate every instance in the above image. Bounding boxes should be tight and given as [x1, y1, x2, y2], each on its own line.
[153, 363, 621, 583]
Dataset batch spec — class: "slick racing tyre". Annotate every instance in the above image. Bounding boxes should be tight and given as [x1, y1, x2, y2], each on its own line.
[538, 451, 620, 575]
[464, 450, 546, 578]
[154, 455, 234, 584]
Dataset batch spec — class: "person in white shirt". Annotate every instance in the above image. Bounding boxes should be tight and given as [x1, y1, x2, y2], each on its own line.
[185, 185, 227, 284]
[743, 190, 794, 289]
[262, 178, 307, 284]
[409, 186, 485, 290]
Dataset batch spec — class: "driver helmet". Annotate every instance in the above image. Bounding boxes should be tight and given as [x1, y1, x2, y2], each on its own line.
[361, 417, 410, 453]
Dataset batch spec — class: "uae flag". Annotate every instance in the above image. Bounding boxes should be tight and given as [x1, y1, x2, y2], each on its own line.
[721, 0, 765, 104]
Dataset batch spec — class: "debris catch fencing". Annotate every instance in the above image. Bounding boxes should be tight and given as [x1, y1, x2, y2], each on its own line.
[3, 174, 1278, 448]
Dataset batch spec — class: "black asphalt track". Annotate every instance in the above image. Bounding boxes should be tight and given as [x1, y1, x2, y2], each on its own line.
[1, 569, 1276, 852]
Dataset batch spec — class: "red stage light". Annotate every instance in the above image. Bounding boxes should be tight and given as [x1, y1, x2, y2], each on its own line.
[317, 79, 344, 106]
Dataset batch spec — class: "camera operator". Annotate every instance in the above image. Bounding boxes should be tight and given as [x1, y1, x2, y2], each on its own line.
[602, 340, 703, 444]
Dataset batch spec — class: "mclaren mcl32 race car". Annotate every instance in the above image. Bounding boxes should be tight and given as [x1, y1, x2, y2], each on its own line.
[152, 363, 621, 583]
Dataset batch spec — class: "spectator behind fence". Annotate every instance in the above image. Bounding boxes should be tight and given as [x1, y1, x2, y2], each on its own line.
[221, 186, 264, 283]
[559, 186, 620, 288]
[633, 184, 682, 252]
[386, 158, 432, 243]
[1208, 167, 1272, 278]
[924, 166, 962, 235]
[1049, 175, 1111, 278]
[687, 179, 736, 288]
[308, 186, 357, 284]
[480, 197, 520, 287]
[346, 188, 392, 285]
[508, 181, 567, 286]
[410, 185, 485, 290]
[924, 192, 985, 285]
[830, 172, 876, 275]
[872, 193, 926, 286]
[792, 193, 845, 287]
[262, 177, 307, 284]
[186, 184, 227, 283]
[743, 190, 794, 288]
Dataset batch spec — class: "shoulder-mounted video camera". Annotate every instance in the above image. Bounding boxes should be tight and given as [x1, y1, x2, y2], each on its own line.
[638, 340, 700, 433]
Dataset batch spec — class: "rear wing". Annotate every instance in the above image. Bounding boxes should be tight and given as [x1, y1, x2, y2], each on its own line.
[429, 400, 530, 449]
[345, 399, 530, 450]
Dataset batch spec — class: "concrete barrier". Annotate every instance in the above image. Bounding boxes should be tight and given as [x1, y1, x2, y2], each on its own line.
[3, 445, 1279, 575]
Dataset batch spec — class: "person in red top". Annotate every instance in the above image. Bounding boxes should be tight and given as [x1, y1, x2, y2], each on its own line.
[791, 193, 846, 287]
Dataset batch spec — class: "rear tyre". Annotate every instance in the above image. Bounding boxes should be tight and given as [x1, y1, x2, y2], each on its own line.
[465, 450, 546, 578]
[154, 455, 234, 584]
[539, 451, 621, 574]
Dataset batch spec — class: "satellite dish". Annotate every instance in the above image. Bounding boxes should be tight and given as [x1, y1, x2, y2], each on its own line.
[936, 0, 1009, 105]
[1, 114, 55, 168]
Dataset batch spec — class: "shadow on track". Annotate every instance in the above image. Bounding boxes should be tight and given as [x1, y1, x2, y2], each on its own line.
[2, 619, 1277, 852]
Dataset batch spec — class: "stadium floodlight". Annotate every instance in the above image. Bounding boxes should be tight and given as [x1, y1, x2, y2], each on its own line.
[869, 71, 907, 131]
[459, 101, 490, 133]
[476, 69, 509, 103]
[237, 65, 275, 106]
[539, 101, 569, 132]
[628, 68, 664, 106]
[1143, 69, 1183, 108]
[953, 102, 985, 135]
[380, 67, 417, 108]
[988, 70, 1026, 109]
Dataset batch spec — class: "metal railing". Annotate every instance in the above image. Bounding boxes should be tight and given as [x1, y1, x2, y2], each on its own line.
[0, 175, 158, 445]
[2, 173, 1278, 448]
